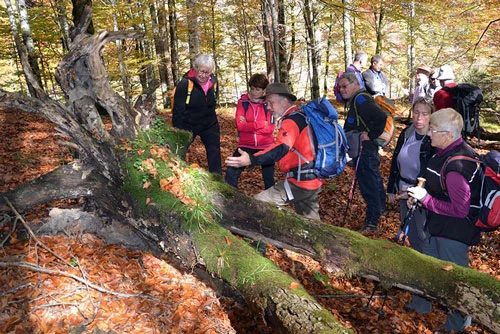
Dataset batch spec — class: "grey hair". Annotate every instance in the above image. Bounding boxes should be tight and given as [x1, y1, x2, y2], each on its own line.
[339, 72, 359, 86]
[430, 108, 463, 140]
[371, 54, 383, 64]
[193, 54, 215, 72]
[354, 51, 367, 62]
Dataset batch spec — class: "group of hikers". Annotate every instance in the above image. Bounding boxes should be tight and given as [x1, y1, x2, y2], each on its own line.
[171, 53, 486, 332]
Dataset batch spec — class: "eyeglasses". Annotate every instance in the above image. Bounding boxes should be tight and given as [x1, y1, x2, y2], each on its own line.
[197, 69, 212, 75]
[339, 82, 353, 89]
[429, 127, 449, 134]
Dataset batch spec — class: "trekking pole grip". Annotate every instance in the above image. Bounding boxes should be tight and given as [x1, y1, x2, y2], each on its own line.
[416, 177, 426, 187]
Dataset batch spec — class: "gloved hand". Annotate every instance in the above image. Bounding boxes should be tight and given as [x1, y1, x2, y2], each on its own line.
[407, 186, 428, 202]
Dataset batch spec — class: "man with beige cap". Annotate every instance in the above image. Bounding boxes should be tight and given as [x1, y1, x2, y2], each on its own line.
[412, 64, 431, 105]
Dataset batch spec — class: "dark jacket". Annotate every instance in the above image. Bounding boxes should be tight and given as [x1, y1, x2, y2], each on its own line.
[424, 141, 482, 245]
[172, 69, 219, 132]
[387, 125, 435, 194]
[343, 90, 387, 154]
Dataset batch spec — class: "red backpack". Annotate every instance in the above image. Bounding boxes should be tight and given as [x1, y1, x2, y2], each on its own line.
[440, 150, 500, 232]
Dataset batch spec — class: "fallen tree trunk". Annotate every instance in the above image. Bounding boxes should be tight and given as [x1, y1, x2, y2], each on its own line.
[216, 190, 500, 333]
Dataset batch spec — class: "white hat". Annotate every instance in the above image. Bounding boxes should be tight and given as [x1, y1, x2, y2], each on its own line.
[437, 65, 455, 80]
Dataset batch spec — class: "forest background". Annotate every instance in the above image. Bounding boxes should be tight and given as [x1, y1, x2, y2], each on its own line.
[1, 0, 499, 110]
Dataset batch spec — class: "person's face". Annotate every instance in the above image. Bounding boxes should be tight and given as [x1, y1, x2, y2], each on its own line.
[416, 72, 429, 84]
[338, 78, 358, 101]
[265, 94, 289, 118]
[372, 60, 383, 71]
[412, 102, 431, 133]
[428, 123, 452, 149]
[359, 57, 367, 69]
[248, 86, 265, 102]
[195, 66, 212, 84]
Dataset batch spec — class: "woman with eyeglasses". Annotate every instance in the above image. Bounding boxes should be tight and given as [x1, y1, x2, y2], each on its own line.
[172, 54, 222, 174]
[387, 97, 435, 252]
[406, 108, 482, 331]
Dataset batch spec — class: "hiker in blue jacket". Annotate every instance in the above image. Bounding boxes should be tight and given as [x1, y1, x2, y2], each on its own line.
[387, 97, 435, 252]
[340, 72, 387, 232]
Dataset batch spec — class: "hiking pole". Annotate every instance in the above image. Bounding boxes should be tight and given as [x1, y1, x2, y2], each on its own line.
[394, 177, 426, 245]
[341, 144, 363, 227]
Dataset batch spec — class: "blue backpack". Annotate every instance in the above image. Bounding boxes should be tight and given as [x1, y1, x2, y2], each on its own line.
[293, 97, 348, 178]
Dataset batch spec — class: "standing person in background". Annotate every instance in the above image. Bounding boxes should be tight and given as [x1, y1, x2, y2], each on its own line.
[339, 72, 387, 233]
[406, 108, 481, 331]
[346, 51, 368, 89]
[225, 73, 275, 189]
[362, 55, 390, 97]
[411, 64, 431, 105]
[427, 68, 441, 99]
[387, 97, 435, 252]
[432, 64, 456, 111]
[172, 54, 222, 175]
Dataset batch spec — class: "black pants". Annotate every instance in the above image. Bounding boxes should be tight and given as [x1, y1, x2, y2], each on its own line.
[188, 122, 222, 175]
[225, 147, 275, 189]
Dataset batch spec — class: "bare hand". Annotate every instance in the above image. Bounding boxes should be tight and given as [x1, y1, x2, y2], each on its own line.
[225, 148, 251, 168]
[387, 193, 396, 203]
[360, 131, 370, 141]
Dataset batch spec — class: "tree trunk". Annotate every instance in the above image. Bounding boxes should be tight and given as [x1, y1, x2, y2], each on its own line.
[186, 0, 200, 61]
[168, 0, 179, 86]
[342, 0, 352, 70]
[302, 0, 320, 99]
[4, 0, 43, 98]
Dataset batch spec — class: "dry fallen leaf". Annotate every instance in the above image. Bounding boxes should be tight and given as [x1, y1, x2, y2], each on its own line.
[442, 264, 454, 271]
[289, 282, 300, 290]
[225, 236, 232, 245]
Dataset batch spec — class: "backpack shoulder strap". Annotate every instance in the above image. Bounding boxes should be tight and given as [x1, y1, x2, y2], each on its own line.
[242, 100, 250, 113]
[185, 79, 194, 104]
[439, 155, 481, 191]
[352, 91, 372, 131]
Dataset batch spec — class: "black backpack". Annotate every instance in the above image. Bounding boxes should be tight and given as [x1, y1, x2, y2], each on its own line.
[441, 83, 483, 139]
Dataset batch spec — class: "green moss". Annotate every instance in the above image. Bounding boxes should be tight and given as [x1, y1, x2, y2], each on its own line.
[119, 118, 222, 231]
[194, 225, 311, 298]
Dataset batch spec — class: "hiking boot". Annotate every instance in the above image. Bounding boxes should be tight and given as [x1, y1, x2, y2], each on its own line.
[357, 223, 378, 233]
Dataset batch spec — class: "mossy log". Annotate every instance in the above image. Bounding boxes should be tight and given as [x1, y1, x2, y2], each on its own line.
[215, 189, 500, 333]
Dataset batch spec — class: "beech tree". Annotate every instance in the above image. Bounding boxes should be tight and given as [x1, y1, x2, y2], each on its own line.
[1, 5, 499, 333]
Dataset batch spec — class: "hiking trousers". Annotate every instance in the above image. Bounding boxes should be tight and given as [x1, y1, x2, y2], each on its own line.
[187, 122, 222, 175]
[356, 151, 385, 226]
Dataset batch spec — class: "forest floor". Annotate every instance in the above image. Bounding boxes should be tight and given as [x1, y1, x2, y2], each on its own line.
[0, 104, 499, 334]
